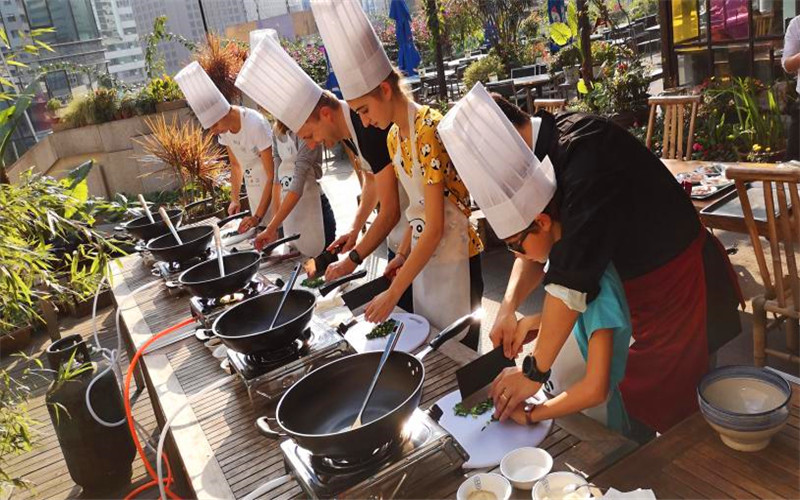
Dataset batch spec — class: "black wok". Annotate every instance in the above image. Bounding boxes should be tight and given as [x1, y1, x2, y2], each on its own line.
[256, 313, 476, 459]
[178, 251, 260, 298]
[145, 226, 214, 264]
[123, 208, 182, 242]
[211, 289, 315, 353]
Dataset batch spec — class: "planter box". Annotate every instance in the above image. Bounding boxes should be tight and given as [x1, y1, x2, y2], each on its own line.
[67, 289, 114, 318]
[156, 99, 188, 113]
[0, 325, 33, 356]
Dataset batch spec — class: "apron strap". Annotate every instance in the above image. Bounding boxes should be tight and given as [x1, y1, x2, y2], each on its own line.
[532, 110, 557, 162]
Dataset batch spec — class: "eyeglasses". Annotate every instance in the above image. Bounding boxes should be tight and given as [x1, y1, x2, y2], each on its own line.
[505, 223, 537, 254]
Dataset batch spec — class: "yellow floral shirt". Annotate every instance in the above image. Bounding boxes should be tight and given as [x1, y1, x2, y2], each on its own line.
[387, 105, 483, 257]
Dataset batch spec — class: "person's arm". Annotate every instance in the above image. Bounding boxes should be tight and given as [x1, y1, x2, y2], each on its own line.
[528, 329, 613, 422]
[365, 181, 444, 323]
[491, 257, 546, 356]
[239, 149, 275, 232]
[783, 20, 800, 73]
[227, 146, 243, 215]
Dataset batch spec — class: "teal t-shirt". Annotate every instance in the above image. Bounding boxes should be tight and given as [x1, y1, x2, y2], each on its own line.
[571, 264, 632, 434]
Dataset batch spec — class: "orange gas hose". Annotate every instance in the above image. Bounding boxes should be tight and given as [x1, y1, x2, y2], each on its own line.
[124, 316, 194, 499]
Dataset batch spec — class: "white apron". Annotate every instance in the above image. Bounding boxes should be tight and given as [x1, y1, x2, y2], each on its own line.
[393, 103, 471, 333]
[228, 140, 272, 223]
[342, 103, 409, 253]
[275, 133, 325, 257]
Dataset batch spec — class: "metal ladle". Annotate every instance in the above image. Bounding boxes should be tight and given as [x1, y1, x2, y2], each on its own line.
[350, 322, 404, 430]
[212, 224, 225, 278]
[268, 263, 302, 329]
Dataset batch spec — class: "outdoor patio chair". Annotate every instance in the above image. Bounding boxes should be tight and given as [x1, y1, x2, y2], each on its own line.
[645, 94, 702, 161]
[725, 164, 800, 367]
[534, 98, 567, 114]
[485, 78, 518, 103]
[511, 65, 538, 79]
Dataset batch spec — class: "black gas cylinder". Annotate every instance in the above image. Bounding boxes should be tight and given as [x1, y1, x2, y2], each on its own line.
[45, 335, 135, 494]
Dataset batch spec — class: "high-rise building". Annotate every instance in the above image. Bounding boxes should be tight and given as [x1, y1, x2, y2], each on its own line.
[92, 0, 146, 85]
[204, 0, 248, 34]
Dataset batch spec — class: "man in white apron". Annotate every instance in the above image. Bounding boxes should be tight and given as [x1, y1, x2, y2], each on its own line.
[312, 0, 481, 347]
[175, 62, 275, 233]
[236, 34, 408, 280]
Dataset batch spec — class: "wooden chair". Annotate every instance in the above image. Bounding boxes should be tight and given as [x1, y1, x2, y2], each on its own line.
[754, 13, 773, 37]
[645, 95, 702, 161]
[726, 165, 800, 367]
[534, 98, 567, 114]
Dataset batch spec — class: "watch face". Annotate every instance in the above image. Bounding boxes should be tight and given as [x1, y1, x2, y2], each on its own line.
[523, 355, 532, 374]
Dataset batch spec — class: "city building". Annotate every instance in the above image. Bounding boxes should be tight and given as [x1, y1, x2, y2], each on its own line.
[92, 0, 146, 85]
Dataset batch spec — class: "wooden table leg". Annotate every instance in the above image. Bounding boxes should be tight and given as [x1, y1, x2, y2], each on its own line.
[787, 316, 799, 355]
[39, 298, 60, 341]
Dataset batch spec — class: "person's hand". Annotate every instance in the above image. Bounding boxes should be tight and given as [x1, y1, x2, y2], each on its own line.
[227, 200, 240, 216]
[383, 254, 406, 280]
[507, 403, 531, 426]
[325, 257, 356, 282]
[490, 305, 519, 358]
[490, 366, 542, 422]
[364, 288, 401, 324]
[238, 215, 260, 234]
[327, 230, 358, 253]
[254, 225, 278, 251]
[503, 314, 541, 359]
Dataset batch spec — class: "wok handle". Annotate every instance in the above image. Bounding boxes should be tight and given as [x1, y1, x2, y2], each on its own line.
[194, 329, 216, 342]
[261, 233, 301, 256]
[216, 210, 250, 227]
[318, 268, 368, 297]
[428, 312, 476, 351]
[255, 416, 286, 439]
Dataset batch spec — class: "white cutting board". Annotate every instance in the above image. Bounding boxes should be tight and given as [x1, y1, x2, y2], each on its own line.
[344, 313, 429, 354]
[436, 389, 552, 469]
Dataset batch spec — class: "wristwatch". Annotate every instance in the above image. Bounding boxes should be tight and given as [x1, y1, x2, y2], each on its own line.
[522, 355, 551, 383]
[348, 249, 363, 265]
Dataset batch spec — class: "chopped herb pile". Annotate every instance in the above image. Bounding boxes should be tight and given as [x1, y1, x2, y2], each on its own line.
[301, 276, 324, 288]
[454, 398, 494, 418]
[366, 319, 397, 339]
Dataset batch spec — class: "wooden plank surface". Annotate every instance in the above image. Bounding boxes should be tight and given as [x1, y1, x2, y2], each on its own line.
[593, 384, 800, 499]
[113, 251, 637, 499]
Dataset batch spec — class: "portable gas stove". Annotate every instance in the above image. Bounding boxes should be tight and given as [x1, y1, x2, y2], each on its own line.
[189, 274, 275, 330]
[152, 249, 212, 288]
[282, 407, 469, 498]
[224, 316, 354, 407]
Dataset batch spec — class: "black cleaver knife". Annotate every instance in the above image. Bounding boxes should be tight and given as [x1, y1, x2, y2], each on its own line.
[456, 346, 515, 409]
[341, 276, 391, 311]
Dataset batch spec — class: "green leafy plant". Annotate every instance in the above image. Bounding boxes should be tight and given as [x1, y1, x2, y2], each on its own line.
[572, 59, 649, 116]
[463, 54, 506, 89]
[548, 44, 581, 73]
[0, 357, 41, 493]
[142, 75, 183, 104]
[48, 348, 94, 425]
[45, 98, 61, 114]
[283, 37, 328, 84]
[143, 16, 196, 79]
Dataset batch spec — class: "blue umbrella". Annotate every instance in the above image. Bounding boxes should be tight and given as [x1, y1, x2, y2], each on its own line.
[389, 0, 421, 76]
[324, 50, 342, 99]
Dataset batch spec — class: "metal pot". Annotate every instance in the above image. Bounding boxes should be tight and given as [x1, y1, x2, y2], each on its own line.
[256, 313, 476, 460]
[211, 289, 316, 353]
[178, 251, 261, 298]
[123, 208, 183, 242]
[145, 226, 214, 264]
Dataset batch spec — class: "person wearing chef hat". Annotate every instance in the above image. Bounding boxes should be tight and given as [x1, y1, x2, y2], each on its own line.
[175, 60, 276, 235]
[236, 27, 410, 289]
[439, 84, 743, 441]
[437, 82, 633, 433]
[311, 0, 484, 350]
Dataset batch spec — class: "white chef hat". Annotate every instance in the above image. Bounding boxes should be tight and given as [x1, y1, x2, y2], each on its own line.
[174, 61, 231, 129]
[235, 34, 323, 133]
[249, 28, 279, 51]
[438, 83, 557, 239]
[310, 0, 392, 100]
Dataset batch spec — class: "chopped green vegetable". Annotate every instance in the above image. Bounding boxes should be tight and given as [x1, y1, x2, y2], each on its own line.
[454, 398, 494, 418]
[301, 276, 324, 288]
[366, 319, 398, 339]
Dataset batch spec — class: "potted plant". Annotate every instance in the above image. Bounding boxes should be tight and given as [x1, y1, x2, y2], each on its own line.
[463, 54, 507, 89]
[0, 310, 33, 356]
[136, 115, 227, 222]
[0, 360, 37, 496]
[549, 45, 581, 84]
[144, 75, 185, 113]
[195, 34, 248, 103]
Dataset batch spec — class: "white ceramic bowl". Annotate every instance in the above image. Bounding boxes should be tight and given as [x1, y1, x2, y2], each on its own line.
[500, 447, 553, 490]
[457, 473, 512, 500]
[698, 365, 791, 452]
[532, 471, 590, 500]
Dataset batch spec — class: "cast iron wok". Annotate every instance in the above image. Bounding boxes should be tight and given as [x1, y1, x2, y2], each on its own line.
[145, 226, 214, 264]
[123, 208, 182, 242]
[256, 312, 476, 460]
[210, 289, 316, 353]
[178, 251, 261, 298]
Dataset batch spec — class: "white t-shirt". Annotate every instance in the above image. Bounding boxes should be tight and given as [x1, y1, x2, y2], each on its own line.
[782, 16, 800, 93]
[218, 106, 272, 162]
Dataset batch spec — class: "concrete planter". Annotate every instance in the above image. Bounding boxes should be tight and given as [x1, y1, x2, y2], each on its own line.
[156, 99, 188, 113]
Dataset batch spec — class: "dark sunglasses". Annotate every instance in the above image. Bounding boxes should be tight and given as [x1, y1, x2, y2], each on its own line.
[506, 223, 538, 254]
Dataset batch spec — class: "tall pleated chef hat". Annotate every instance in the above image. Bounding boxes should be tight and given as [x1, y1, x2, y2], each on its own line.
[235, 33, 323, 133]
[438, 83, 557, 239]
[174, 61, 230, 129]
[249, 28, 279, 51]
[310, 0, 392, 100]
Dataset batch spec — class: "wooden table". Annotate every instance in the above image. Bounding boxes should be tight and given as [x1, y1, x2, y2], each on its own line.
[593, 381, 799, 499]
[512, 74, 552, 112]
[662, 159, 785, 236]
[112, 247, 636, 499]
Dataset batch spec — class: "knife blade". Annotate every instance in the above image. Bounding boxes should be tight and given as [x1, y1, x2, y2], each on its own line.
[456, 346, 515, 410]
[303, 245, 342, 278]
[341, 276, 391, 311]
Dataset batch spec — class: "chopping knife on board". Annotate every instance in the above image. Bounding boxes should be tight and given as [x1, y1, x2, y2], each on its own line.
[302, 244, 342, 279]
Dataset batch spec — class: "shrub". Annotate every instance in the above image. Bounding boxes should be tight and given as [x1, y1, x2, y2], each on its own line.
[548, 44, 581, 73]
[45, 98, 61, 114]
[196, 34, 247, 102]
[91, 88, 119, 123]
[61, 93, 95, 128]
[463, 54, 506, 89]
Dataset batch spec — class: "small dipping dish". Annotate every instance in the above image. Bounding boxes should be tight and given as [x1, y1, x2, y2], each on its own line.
[532, 471, 590, 500]
[500, 447, 553, 490]
[457, 473, 512, 500]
